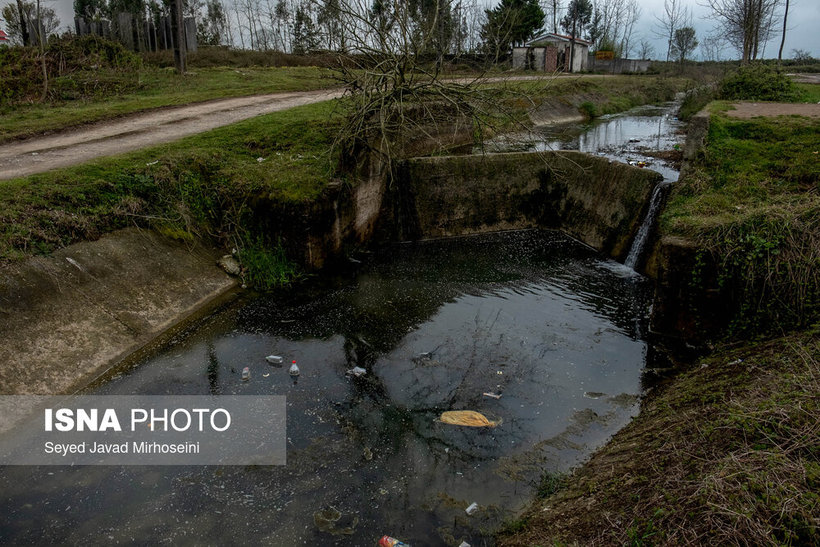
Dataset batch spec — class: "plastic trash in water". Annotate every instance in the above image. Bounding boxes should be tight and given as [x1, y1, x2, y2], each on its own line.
[439, 410, 501, 428]
[465, 502, 478, 515]
[458, 542, 471, 547]
[289, 361, 300, 376]
[266, 355, 284, 365]
[346, 366, 367, 377]
[482, 392, 502, 399]
[379, 536, 410, 547]
[241, 367, 250, 381]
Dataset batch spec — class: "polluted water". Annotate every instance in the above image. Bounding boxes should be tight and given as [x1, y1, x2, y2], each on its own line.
[0, 230, 657, 545]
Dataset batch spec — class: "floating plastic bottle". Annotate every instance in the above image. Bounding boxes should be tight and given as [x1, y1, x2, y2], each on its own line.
[346, 366, 367, 377]
[465, 502, 478, 515]
[266, 355, 284, 365]
[289, 361, 300, 376]
[379, 536, 410, 547]
[241, 367, 250, 381]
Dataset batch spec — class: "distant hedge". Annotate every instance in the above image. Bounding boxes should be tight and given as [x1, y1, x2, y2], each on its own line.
[0, 35, 142, 104]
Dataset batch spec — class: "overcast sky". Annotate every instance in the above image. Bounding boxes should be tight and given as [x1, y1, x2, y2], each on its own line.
[20, 0, 820, 60]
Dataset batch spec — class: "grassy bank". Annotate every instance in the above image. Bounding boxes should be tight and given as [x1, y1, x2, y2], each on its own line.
[0, 65, 336, 143]
[0, 100, 342, 266]
[503, 74, 693, 120]
[1, 74, 695, 267]
[498, 328, 819, 545]
[663, 106, 819, 335]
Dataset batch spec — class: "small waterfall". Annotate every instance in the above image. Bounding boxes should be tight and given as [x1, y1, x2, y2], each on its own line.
[625, 183, 668, 270]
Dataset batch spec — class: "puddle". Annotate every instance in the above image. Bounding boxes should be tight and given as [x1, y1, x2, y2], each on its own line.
[0, 230, 654, 545]
[486, 101, 686, 181]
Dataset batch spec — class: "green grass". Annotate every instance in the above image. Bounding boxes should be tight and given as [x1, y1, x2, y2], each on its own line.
[0, 99, 342, 264]
[0, 66, 337, 142]
[480, 74, 693, 128]
[796, 82, 820, 102]
[662, 110, 819, 334]
[238, 238, 303, 289]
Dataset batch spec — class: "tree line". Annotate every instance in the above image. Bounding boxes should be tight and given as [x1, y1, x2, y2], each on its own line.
[0, 0, 808, 65]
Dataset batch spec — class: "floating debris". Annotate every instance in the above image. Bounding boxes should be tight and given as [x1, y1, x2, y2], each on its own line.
[314, 506, 358, 536]
[482, 392, 502, 399]
[379, 536, 410, 547]
[289, 361, 300, 376]
[583, 392, 606, 399]
[217, 255, 241, 276]
[241, 367, 250, 381]
[262, 373, 270, 378]
[265, 355, 284, 365]
[346, 366, 367, 377]
[465, 502, 478, 515]
[439, 411, 501, 428]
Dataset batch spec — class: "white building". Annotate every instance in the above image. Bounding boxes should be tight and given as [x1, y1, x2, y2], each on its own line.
[512, 33, 591, 73]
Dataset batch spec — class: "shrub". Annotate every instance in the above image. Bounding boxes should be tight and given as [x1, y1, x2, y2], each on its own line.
[0, 35, 142, 104]
[718, 64, 798, 102]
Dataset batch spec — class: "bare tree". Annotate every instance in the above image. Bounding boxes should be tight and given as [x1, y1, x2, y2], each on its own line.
[637, 37, 653, 59]
[700, 34, 726, 61]
[540, 0, 561, 34]
[1, 0, 59, 45]
[777, 0, 788, 62]
[15, 0, 29, 44]
[327, 0, 536, 181]
[703, 0, 781, 63]
[652, 0, 688, 62]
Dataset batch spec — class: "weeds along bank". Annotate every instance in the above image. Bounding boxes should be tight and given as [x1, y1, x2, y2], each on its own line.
[652, 67, 819, 340]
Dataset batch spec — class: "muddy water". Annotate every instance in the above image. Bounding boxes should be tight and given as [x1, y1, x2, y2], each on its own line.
[487, 101, 685, 181]
[0, 231, 653, 545]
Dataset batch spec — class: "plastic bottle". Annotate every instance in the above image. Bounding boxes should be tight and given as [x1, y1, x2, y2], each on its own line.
[378, 536, 410, 547]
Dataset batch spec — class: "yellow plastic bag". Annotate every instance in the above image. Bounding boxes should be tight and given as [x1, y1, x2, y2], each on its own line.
[439, 410, 501, 428]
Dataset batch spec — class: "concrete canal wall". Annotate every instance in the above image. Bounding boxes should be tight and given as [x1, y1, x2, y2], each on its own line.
[0, 150, 664, 395]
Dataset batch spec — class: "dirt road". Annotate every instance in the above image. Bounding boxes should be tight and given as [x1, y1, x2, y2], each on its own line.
[726, 101, 820, 119]
[0, 73, 614, 181]
[0, 89, 344, 180]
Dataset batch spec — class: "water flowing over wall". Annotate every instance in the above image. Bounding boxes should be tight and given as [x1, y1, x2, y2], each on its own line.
[383, 151, 664, 261]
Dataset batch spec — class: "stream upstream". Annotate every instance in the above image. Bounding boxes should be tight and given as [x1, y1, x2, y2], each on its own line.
[0, 102, 684, 546]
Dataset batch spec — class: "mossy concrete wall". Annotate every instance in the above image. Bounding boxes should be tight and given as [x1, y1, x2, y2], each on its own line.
[385, 151, 663, 261]
[646, 109, 727, 343]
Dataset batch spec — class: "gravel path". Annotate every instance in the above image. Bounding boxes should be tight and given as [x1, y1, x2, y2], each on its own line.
[0, 89, 343, 180]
